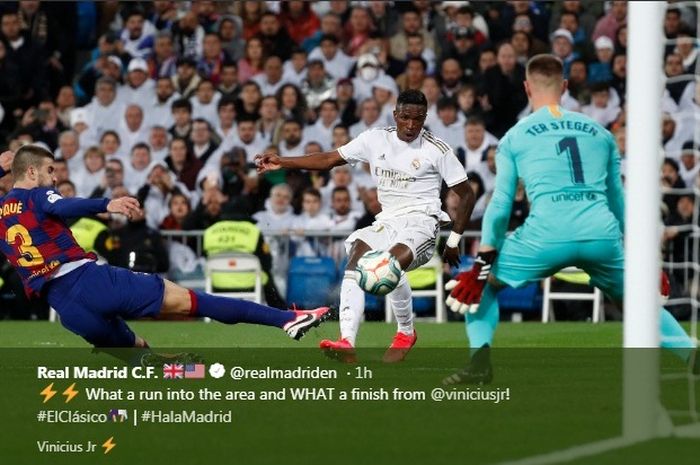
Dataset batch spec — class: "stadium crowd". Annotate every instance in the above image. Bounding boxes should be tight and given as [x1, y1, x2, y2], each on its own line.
[0, 1, 698, 317]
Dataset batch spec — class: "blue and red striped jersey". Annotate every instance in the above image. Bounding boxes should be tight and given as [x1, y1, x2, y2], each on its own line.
[0, 187, 109, 297]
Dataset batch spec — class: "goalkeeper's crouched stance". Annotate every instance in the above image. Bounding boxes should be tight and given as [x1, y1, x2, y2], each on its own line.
[442, 54, 698, 385]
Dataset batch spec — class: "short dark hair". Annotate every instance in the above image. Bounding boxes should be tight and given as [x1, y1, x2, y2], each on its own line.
[131, 142, 151, 154]
[100, 130, 121, 143]
[663, 157, 680, 172]
[12, 145, 55, 179]
[319, 34, 339, 45]
[526, 54, 564, 80]
[437, 97, 458, 111]
[396, 89, 428, 108]
[171, 98, 192, 113]
[332, 186, 350, 198]
[406, 56, 427, 70]
[302, 187, 322, 200]
[319, 98, 339, 111]
[217, 96, 237, 111]
[466, 116, 485, 127]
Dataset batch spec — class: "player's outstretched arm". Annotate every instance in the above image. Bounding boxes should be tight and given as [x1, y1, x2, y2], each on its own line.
[255, 150, 347, 174]
[446, 142, 518, 314]
[37, 189, 140, 219]
[442, 180, 476, 267]
[0, 150, 14, 178]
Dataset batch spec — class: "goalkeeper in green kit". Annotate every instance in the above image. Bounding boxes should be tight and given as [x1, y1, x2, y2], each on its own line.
[443, 54, 698, 384]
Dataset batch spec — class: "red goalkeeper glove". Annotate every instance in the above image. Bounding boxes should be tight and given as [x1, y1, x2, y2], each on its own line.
[660, 270, 670, 303]
[445, 250, 497, 314]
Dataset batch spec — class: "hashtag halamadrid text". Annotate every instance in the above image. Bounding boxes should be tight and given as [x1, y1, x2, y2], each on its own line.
[140, 410, 233, 423]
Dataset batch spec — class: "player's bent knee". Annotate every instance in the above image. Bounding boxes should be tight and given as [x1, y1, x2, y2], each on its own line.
[346, 240, 371, 270]
[388, 243, 414, 270]
[160, 280, 193, 316]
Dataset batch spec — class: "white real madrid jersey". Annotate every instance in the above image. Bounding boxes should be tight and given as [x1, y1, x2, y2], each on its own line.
[338, 127, 467, 221]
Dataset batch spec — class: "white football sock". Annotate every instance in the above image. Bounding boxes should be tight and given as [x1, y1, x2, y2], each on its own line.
[389, 274, 414, 335]
[339, 271, 365, 346]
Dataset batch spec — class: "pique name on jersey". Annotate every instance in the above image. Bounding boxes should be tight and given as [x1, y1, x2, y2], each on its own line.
[0, 201, 23, 218]
[525, 120, 599, 137]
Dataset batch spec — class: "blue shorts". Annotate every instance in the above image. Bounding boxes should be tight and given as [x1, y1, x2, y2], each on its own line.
[46, 262, 165, 347]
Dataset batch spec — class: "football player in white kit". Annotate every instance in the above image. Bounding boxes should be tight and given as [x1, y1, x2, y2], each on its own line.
[256, 90, 475, 361]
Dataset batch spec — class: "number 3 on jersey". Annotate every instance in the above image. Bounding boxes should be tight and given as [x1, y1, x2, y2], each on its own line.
[557, 137, 586, 185]
[5, 224, 45, 267]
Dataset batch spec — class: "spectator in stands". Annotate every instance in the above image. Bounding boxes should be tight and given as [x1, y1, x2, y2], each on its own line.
[320, 164, 362, 215]
[481, 42, 528, 138]
[304, 99, 340, 151]
[191, 79, 221, 123]
[308, 34, 355, 81]
[232, 115, 267, 164]
[421, 76, 441, 127]
[459, 116, 498, 172]
[148, 31, 177, 78]
[329, 186, 361, 230]
[197, 33, 231, 86]
[457, 84, 483, 121]
[582, 83, 620, 128]
[216, 15, 245, 62]
[557, 10, 589, 58]
[662, 157, 687, 217]
[56, 130, 84, 174]
[280, 1, 321, 45]
[171, 56, 201, 99]
[567, 58, 589, 103]
[336, 78, 358, 127]
[302, 12, 343, 52]
[218, 147, 257, 201]
[352, 53, 387, 102]
[276, 83, 307, 123]
[182, 182, 228, 230]
[171, 11, 204, 58]
[301, 59, 335, 113]
[82, 77, 125, 138]
[237, 37, 265, 84]
[675, 26, 698, 73]
[125, 142, 153, 193]
[254, 183, 296, 230]
[439, 58, 465, 99]
[217, 62, 241, 99]
[282, 47, 308, 86]
[90, 157, 126, 198]
[194, 0, 220, 34]
[99, 130, 124, 159]
[57, 180, 76, 199]
[663, 194, 697, 268]
[588, 36, 615, 84]
[441, 27, 480, 78]
[372, 76, 398, 126]
[292, 187, 333, 257]
[169, 97, 193, 139]
[278, 119, 307, 157]
[430, 97, 463, 151]
[55, 86, 76, 129]
[148, 125, 169, 162]
[118, 104, 149, 155]
[254, 55, 287, 97]
[550, 28, 579, 78]
[214, 97, 237, 151]
[139, 160, 188, 230]
[53, 159, 70, 185]
[76, 42, 124, 104]
[355, 187, 381, 230]
[257, 95, 283, 145]
[510, 30, 533, 65]
[164, 136, 201, 191]
[611, 53, 626, 104]
[592, 0, 627, 42]
[1, 10, 47, 107]
[332, 124, 350, 150]
[190, 118, 220, 166]
[160, 191, 191, 230]
[389, 8, 436, 63]
[550, 1, 598, 41]
[150, 1, 178, 32]
[345, 7, 373, 57]
[120, 9, 155, 59]
[18, 100, 65, 150]
[95, 191, 170, 274]
[349, 98, 382, 138]
[237, 0, 264, 40]
[148, 77, 178, 129]
[679, 141, 700, 188]
[236, 80, 262, 120]
[73, 146, 105, 198]
[396, 56, 426, 93]
[255, 11, 294, 62]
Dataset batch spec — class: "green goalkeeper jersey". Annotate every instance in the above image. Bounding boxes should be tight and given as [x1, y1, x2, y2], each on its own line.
[482, 104, 625, 249]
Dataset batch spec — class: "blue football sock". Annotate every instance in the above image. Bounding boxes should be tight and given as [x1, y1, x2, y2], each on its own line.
[191, 291, 295, 328]
[466, 284, 500, 351]
[660, 307, 696, 362]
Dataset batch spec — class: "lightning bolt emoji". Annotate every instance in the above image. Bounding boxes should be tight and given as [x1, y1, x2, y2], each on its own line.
[102, 437, 116, 455]
[62, 383, 79, 403]
[40, 383, 57, 403]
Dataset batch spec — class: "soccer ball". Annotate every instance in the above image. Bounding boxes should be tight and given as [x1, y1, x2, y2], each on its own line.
[355, 250, 401, 296]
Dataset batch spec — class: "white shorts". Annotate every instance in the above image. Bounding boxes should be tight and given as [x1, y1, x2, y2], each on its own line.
[344, 215, 439, 271]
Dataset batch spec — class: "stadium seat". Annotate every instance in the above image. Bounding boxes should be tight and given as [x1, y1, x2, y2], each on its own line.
[205, 253, 264, 308]
[286, 256, 338, 309]
[541, 267, 604, 323]
[385, 254, 446, 323]
[497, 283, 543, 317]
